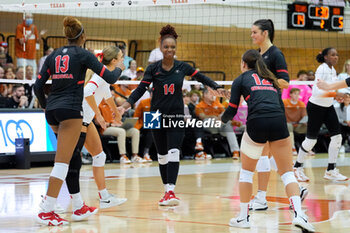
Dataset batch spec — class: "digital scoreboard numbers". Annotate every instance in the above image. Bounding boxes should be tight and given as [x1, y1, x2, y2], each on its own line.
[287, 3, 344, 31]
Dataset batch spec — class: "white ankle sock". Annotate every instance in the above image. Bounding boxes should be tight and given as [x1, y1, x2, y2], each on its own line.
[71, 193, 84, 211]
[164, 184, 168, 193]
[41, 195, 56, 212]
[238, 202, 249, 219]
[290, 195, 302, 217]
[99, 188, 109, 200]
[196, 138, 202, 143]
[256, 190, 266, 200]
[167, 184, 175, 192]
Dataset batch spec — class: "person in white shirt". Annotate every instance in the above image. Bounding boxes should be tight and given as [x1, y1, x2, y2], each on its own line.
[67, 45, 127, 211]
[122, 59, 137, 79]
[294, 47, 348, 182]
[148, 47, 163, 64]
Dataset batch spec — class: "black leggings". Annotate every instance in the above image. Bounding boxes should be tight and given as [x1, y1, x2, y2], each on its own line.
[151, 128, 185, 154]
[306, 102, 341, 139]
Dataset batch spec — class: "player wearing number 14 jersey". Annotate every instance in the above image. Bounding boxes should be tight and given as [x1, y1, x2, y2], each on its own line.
[120, 24, 226, 206]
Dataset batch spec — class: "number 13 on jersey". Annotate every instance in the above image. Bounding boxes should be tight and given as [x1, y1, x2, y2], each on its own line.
[164, 84, 175, 95]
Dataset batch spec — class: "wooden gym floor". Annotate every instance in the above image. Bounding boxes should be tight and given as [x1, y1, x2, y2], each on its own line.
[0, 154, 350, 233]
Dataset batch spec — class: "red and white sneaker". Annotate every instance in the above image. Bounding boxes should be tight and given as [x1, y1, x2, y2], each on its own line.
[195, 142, 204, 151]
[158, 191, 180, 206]
[71, 204, 98, 221]
[36, 211, 69, 226]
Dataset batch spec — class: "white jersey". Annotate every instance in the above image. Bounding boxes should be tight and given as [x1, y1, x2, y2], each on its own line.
[83, 73, 112, 124]
[309, 63, 338, 107]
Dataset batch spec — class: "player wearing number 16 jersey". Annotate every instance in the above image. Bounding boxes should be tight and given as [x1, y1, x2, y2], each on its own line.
[34, 16, 122, 226]
[120, 24, 226, 206]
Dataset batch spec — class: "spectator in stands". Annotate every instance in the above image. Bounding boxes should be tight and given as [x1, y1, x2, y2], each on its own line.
[15, 13, 46, 79]
[0, 66, 5, 97]
[283, 88, 307, 155]
[15, 66, 24, 80]
[0, 42, 13, 64]
[99, 99, 144, 163]
[112, 75, 131, 106]
[4, 67, 15, 97]
[122, 60, 137, 79]
[5, 84, 28, 108]
[148, 46, 163, 64]
[119, 45, 133, 69]
[0, 50, 6, 67]
[337, 59, 350, 93]
[38, 46, 54, 73]
[282, 70, 312, 105]
[334, 93, 350, 153]
[183, 91, 209, 160]
[195, 89, 240, 158]
[133, 67, 152, 107]
[307, 70, 315, 81]
[24, 65, 34, 104]
[133, 89, 153, 162]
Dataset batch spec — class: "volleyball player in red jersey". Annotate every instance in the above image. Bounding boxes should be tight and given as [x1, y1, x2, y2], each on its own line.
[119, 25, 227, 206]
[34, 16, 123, 226]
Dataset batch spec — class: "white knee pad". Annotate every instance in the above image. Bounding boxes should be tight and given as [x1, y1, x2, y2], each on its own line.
[239, 169, 254, 183]
[168, 148, 180, 162]
[301, 138, 317, 152]
[240, 132, 264, 159]
[281, 171, 297, 187]
[158, 154, 168, 165]
[92, 151, 106, 167]
[50, 162, 69, 181]
[269, 157, 278, 171]
[256, 156, 271, 172]
[330, 134, 342, 149]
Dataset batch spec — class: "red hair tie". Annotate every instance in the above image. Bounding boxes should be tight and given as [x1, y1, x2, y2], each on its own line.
[96, 52, 104, 62]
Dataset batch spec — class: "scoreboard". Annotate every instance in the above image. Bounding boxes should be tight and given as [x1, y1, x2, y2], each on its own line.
[287, 2, 344, 31]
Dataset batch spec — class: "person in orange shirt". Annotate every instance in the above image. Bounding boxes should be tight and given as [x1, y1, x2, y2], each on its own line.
[133, 90, 153, 161]
[98, 99, 144, 163]
[15, 13, 46, 80]
[111, 75, 132, 106]
[283, 88, 307, 155]
[195, 89, 240, 159]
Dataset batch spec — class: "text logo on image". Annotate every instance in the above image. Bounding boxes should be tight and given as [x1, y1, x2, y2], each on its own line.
[143, 110, 161, 129]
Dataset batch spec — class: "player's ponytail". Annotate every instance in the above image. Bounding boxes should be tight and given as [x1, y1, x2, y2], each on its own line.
[253, 19, 275, 43]
[242, 49, 280, 88]
[99, 46, 121, 65]
[160, 24, 178, 44]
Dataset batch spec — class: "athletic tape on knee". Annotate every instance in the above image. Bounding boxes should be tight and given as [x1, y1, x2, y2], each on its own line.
[50, 162, 69, 181]
[301, 138, 317, 152]
[281, 171, 297, 187]
[240, 132, 264, 159]
[239, 169, 254, 183]
[157, 154, 168, 165]
[168, 148, 180, 162]
[92, 151, 106, 167]
[256, 156, 271, 172]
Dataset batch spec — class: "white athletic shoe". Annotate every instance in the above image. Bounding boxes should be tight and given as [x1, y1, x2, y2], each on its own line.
[229, 215, 250, 229]
[324, 169, 349, 182]
[100, 194, 127, 209]
[249, 196, 268, 211]
[131, 155, 145, 163]
[292, 213, 315, 232]
[120, 155, 131, 164]
[71, 203, 98, 221]
[294, 167, 310, 182]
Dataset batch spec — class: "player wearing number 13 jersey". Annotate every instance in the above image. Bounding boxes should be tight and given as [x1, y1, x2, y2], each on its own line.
[34, 17, 122, 226]
[121, 25, 225, 206]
